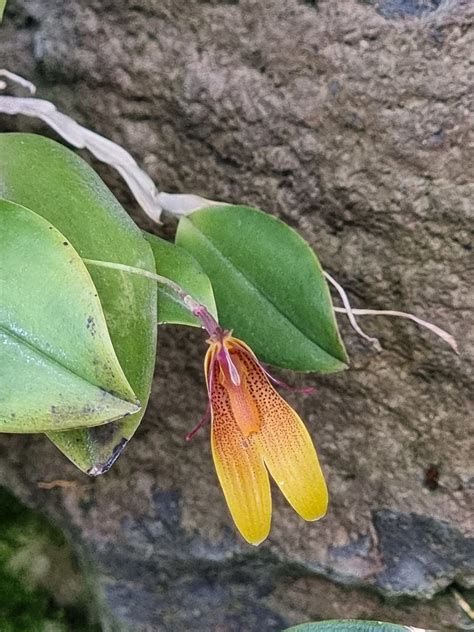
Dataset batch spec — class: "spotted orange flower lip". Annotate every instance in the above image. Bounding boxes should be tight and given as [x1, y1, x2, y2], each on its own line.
[197, 327, 328, 545]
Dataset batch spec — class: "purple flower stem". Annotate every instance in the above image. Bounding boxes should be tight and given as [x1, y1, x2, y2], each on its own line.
[185, 401, 211, 442]
[262, 365, 315, 395]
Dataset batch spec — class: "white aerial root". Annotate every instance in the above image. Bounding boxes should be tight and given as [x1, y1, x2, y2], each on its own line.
[324, 271, 382, 351]
[157, 192, 228, 216]
[0, 69, 36, 94]
[0, 70, 458, 354]
[0, 71, 223, 222]
[0, 92, 163, 222]
[325, 272, 458, 354]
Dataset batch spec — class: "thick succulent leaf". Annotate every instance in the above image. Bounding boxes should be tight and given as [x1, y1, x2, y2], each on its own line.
[0, 200, 140, 432]
[284, 622, 427, 632]
[176, 205, 348, 372]
[143, 231, 217, 327]
[0, 133, 156, 472]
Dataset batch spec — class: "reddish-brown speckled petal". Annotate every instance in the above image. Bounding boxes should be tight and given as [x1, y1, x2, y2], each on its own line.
[210, 375, 271, 545]
[235, 348, 328, 521]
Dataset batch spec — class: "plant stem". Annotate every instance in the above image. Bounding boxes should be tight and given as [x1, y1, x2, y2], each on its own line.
[83, 258, 220, 336]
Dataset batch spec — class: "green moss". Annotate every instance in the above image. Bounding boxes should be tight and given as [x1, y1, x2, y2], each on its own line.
[0, 486, 100, 632]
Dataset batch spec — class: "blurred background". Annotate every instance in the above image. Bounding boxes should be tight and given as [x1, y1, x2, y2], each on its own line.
[1, 0, 473, 630]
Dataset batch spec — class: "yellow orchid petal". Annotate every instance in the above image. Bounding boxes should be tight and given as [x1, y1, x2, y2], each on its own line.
[257, 400, 328, 521]
[234, 347, 328, 521]
[210, 374, 271, 545]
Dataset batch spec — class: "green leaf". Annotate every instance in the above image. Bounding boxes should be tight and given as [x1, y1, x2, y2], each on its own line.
[0, 1, 6, 22]
[284, 622, 422, 632]
[0, 200, 140, 432]
[176, 205, 348, 372]
[0, 133, 157, 473]
[143, 231, 217, 327]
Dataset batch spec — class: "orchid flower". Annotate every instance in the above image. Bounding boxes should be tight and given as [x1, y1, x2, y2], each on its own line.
[189, 317, 328, 545]
[80, 261, 328, 545]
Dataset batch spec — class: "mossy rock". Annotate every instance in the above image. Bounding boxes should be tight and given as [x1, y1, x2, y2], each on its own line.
[0, 486, 99, 632]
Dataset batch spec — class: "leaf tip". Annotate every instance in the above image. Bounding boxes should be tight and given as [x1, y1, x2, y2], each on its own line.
[86, 437, 129, 476]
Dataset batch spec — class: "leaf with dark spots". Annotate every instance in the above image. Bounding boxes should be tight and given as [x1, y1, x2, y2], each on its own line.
[0, 133, 156, 472]
[0, 199, 140, 433]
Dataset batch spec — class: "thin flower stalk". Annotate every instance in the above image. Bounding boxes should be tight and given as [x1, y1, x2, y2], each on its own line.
[85, 259, 327, 544]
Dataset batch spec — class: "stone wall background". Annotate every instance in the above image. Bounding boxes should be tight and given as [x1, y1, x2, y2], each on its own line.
[1, 0, 473, 629]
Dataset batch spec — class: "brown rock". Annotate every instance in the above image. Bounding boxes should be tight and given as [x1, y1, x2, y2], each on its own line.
[1, 0, 473, 629]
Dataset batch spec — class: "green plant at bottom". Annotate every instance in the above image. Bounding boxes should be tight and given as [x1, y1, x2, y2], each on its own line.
[0, 486, 99, 632]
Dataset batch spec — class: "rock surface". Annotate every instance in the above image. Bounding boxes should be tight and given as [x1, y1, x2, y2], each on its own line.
[1, 0, 473, 629]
